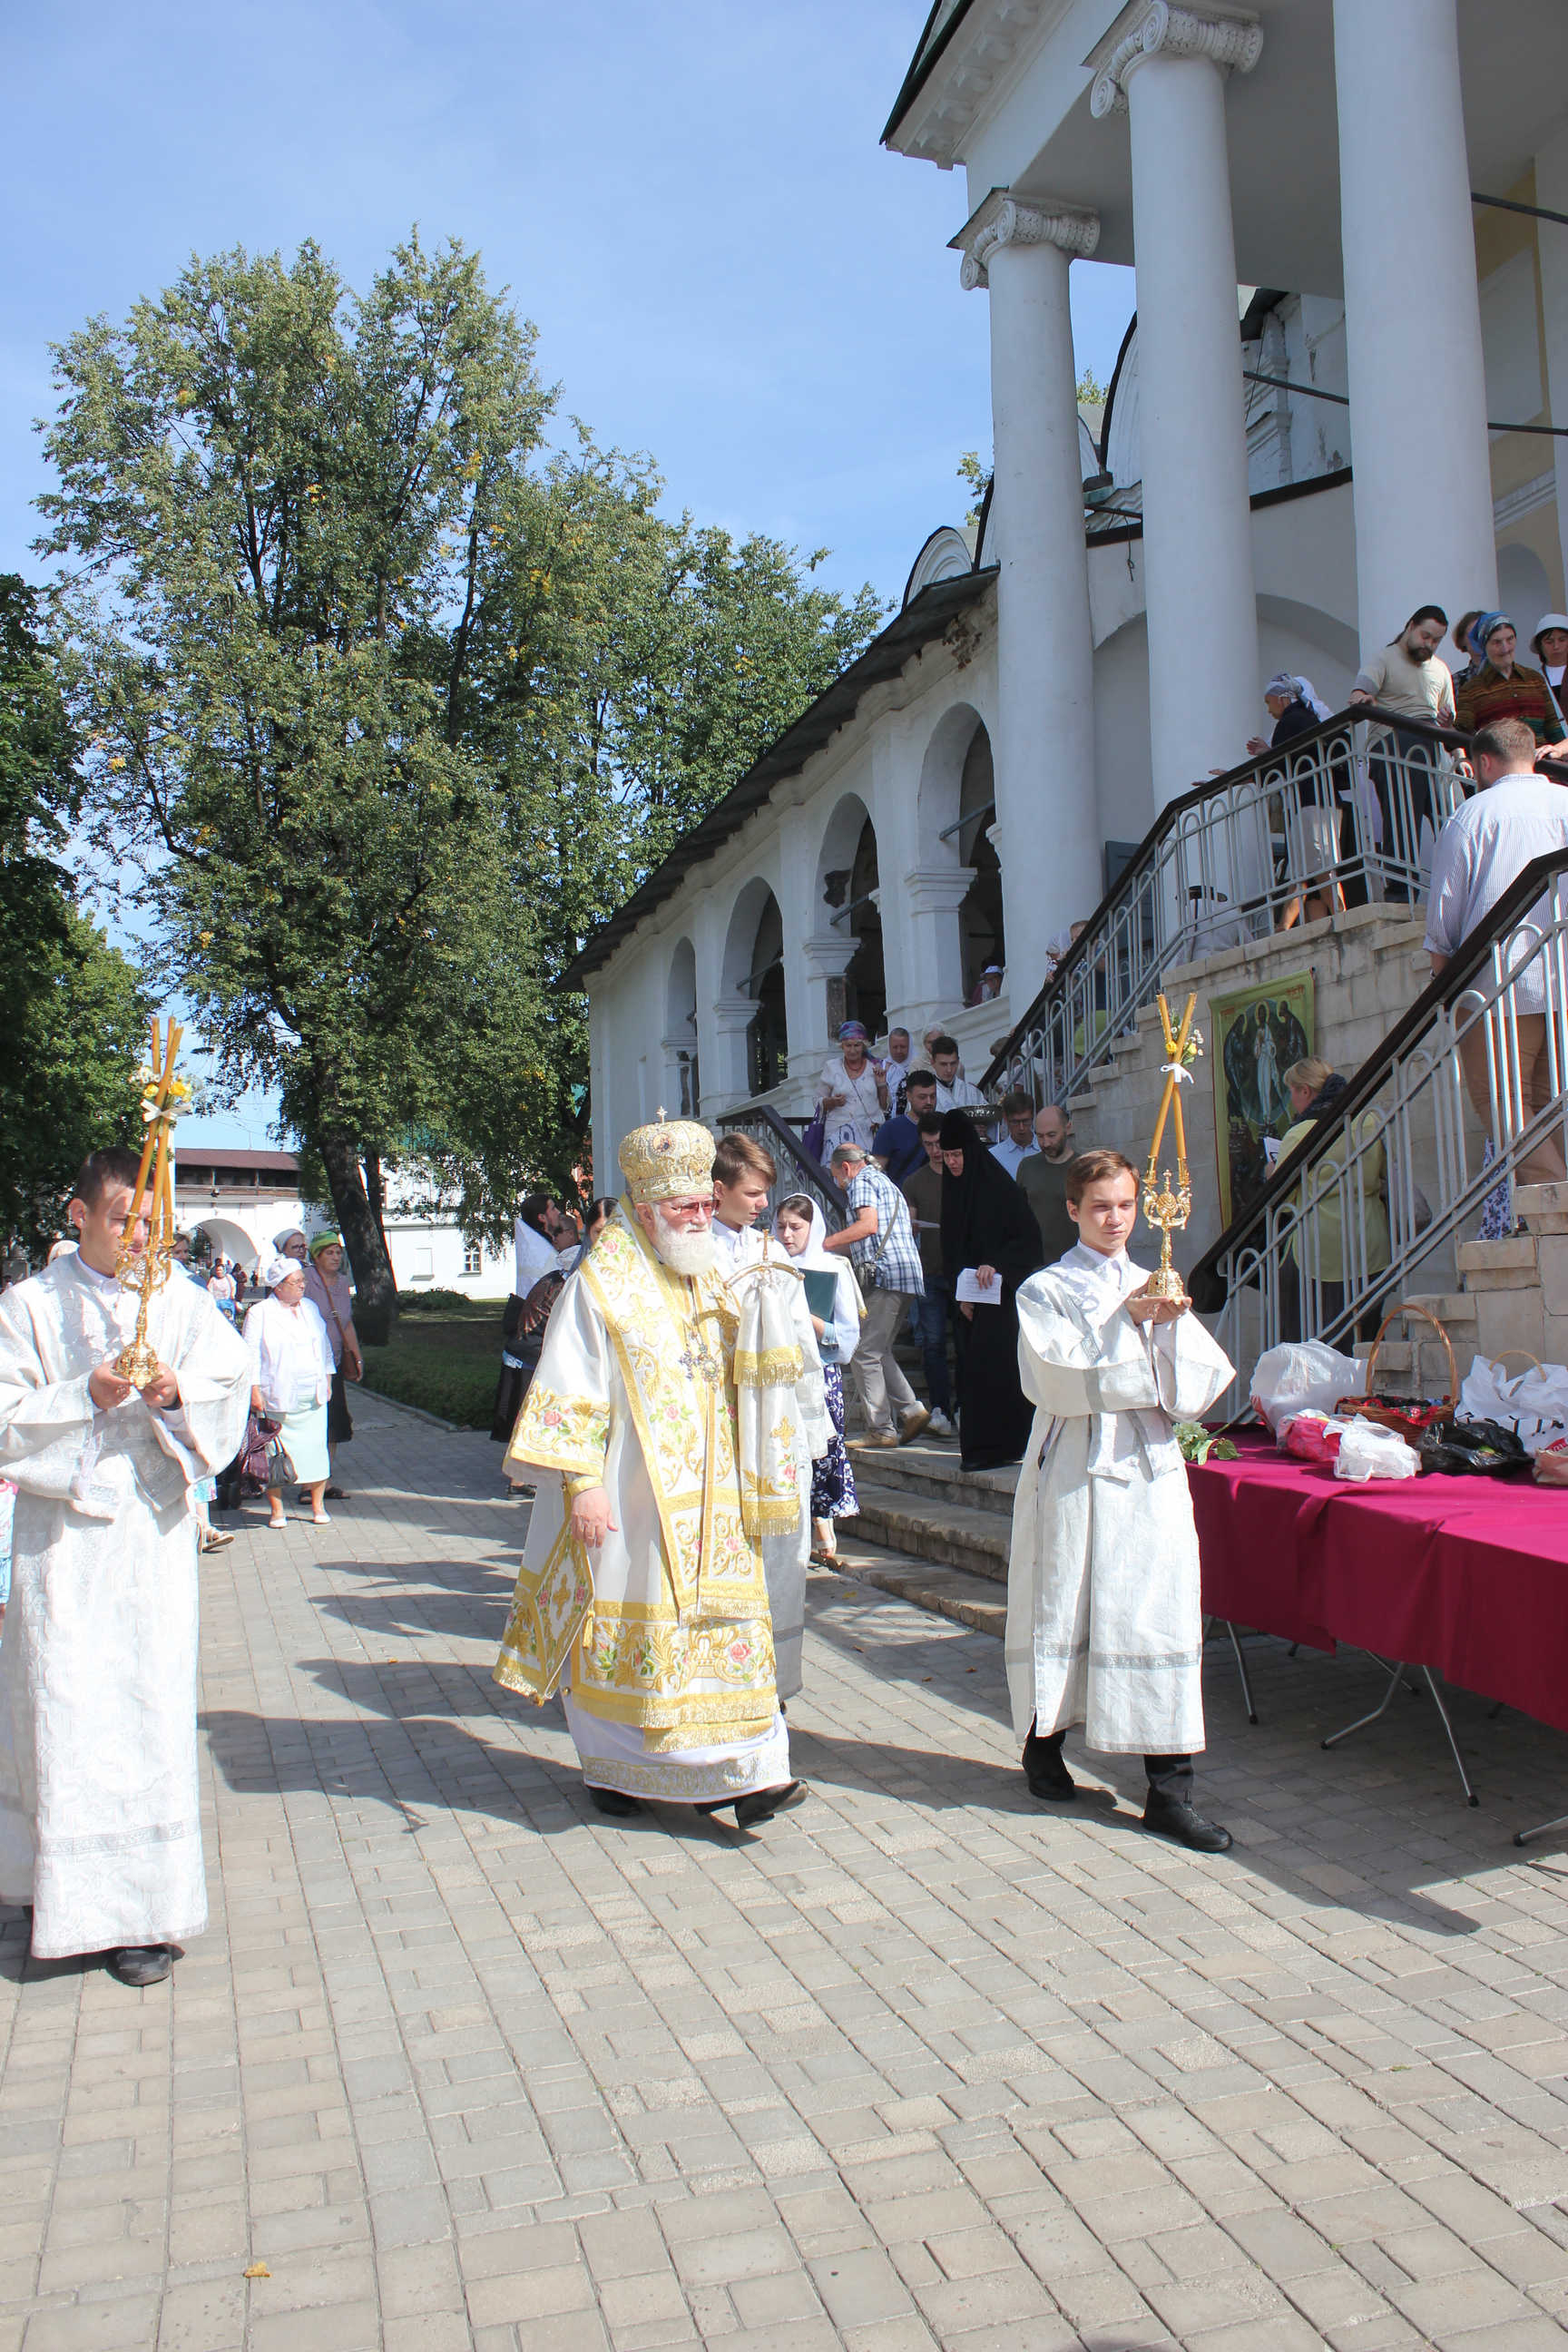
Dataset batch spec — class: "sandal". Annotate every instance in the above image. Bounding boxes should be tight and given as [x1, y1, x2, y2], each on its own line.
[200, 1529, 235, 1553]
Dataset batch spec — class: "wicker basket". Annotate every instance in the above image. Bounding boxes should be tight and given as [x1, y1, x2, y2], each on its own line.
[1334, 1301, 1458, 1441]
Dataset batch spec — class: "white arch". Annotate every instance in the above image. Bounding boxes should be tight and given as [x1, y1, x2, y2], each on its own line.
[720, 877, 782, 998]
[914, 701, 986, 867]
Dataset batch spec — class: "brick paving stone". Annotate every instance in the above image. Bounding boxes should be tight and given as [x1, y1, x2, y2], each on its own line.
[11, 1397, 1568, 2347]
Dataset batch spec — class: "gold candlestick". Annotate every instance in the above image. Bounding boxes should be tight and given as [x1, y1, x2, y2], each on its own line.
[115, 1015, 190, 1384]
[1142, 993, 1200, 1304]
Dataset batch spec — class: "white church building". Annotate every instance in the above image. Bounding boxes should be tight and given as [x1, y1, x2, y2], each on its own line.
[570, 0, 1568, 1180]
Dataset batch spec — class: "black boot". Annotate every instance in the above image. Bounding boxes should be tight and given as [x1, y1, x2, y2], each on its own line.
[587, 1787, 642, 1818]
[1142, 1755, 1230, 1851]
[1023, 1721, 1076, 1802]
[107, 1945, 172, 1985]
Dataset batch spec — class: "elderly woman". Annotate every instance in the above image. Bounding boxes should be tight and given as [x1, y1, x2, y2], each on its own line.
[1455, 612, 1566, 747]
[243, 1253, 336, 1527]
[303, 1231, 362, 1503]
[1274, 1056, 1390, 1344]
[815, 1020, 889, 1159]
[1249, 673, 1345, 928]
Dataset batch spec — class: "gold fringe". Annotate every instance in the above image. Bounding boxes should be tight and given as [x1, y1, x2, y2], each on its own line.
[732, 1344, 803, 1387]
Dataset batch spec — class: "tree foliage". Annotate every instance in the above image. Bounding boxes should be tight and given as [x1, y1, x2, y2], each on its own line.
[41, 235, 882, 1329]
[0, 574, 147, 1250]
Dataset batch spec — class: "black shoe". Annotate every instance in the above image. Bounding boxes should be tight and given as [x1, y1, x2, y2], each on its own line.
[108, 1945, 172, 1985]
[587, 1787, 642, 1818]
[323, 1485, 348, 1501]
[732, 1780, 808, 1830]
[1024, 1759, 1077, 1802]
[1142, 1795, 1232, 1852]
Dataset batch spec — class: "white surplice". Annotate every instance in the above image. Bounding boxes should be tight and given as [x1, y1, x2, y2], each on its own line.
[0, 1256, 252, 1956]
[712, 1219, 828, 1700]
[1005, 1243, 1233, 1756]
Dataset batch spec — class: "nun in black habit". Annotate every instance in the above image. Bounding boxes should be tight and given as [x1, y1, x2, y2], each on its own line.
[938, 1109, 1044, 1473]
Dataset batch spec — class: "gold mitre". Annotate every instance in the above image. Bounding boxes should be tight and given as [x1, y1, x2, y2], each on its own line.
[618, 1115, 716, 1207]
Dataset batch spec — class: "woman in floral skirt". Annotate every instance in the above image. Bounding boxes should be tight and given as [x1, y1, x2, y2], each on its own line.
[772, 1195, 861, 1565]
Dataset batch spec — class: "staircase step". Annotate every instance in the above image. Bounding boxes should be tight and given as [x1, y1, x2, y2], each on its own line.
[1456, 1236, 1538, 1277]
[844, 1436, 1018, 1518]
[830, 1536, 1005, 1638]
[843, 1479, 1012, 1583]
[1397, 1293, 1477, 1326]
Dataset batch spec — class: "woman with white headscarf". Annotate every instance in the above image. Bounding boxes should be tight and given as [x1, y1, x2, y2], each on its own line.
[772, 1195, 861, 1565]
[243, 1254, 335, 1527]
[1249, 673, 1345, 928]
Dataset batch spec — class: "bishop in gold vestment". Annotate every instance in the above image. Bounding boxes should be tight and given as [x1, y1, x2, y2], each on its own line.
[494, 1119, 804, 1825]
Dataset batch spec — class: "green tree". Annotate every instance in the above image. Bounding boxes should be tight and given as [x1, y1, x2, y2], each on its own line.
[0, 574, 146, 1251]
[41, 236, 884, 1327]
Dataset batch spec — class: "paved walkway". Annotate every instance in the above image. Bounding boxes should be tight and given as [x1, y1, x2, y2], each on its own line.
[8, 1402, 1568, 2350]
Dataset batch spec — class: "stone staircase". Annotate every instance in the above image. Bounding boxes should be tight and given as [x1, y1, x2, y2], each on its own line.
[835, 1437, 1016, 1637]
[1360, 1181, 1568, 1395]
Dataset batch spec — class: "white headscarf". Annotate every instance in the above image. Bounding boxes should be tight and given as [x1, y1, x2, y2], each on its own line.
[1264, 672, 1333, 722]
[260, 1252, 303, 1290]
[772, 1200, 861, 1365]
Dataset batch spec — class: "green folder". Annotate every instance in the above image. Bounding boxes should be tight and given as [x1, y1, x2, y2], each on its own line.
[803, 1269, 839, 1324]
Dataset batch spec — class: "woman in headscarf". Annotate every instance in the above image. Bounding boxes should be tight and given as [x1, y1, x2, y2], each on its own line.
[243, 1253, 335, 1527]
[814, 1021, 889, 1159]
[938, 1110, 1043, 1473]
[1455, 612, 1565, 746]
[772, 1195, 861, 1564]
[1532, 614, 1568, 723]
[1249, 674, 1346, 929]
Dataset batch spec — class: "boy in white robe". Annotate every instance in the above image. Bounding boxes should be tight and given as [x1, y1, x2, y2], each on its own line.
[710, 1132, 828, 1702]
[0, 1148, 252, 1982]
[1006, 1149, 1235, 1852]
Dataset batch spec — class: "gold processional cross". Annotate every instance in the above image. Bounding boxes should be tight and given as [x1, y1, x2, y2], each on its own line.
[1142, 992, 1200, 1304]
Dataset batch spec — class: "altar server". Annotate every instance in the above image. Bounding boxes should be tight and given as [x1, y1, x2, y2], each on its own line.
[0, 1148, 252, 1981]
[494, 1117, 807, 1828]
[709, 1131, 828, 1699]
[1005, 1149, 1235, 1851]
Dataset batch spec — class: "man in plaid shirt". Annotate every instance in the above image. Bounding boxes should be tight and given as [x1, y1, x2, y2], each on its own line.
[824, 1143, 930, 1449]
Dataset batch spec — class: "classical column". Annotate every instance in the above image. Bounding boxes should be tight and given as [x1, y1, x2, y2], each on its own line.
[1093, 4, 1263, 806]
[708, 997, 757, 1111]
[799, 930, 857, 1063]
[899, 865, 975, 1031]
[1541, 122, 1568, 603]
[953, 192, 1103, 983]
[1333, 0, 1496, 648]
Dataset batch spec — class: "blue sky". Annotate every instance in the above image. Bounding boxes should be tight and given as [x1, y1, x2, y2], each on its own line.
[2, 0, 1132, 1147]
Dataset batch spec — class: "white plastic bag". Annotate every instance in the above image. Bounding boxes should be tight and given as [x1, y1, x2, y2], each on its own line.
[1458, 1357, 1568, 1455]
[1334, 1418, 1419, 1482]
[1251, 1342, 1367, 1436]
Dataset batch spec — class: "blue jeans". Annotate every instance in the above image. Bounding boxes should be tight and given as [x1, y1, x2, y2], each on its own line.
[906, 1287, 951, 1415]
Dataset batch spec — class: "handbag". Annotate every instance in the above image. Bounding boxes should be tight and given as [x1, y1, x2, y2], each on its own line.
[1334, 1301, 1456, 1442]
[263, 1427, 298, 1489]
[239, 1411, 277, 1488]
[802, 1112, 827, 1165]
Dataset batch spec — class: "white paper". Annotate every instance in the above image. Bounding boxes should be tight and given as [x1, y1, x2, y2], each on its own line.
[955, 1267, 1000, 1305]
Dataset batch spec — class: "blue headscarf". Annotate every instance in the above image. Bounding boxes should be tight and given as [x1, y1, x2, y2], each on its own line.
[1471, 611, 1514, 661]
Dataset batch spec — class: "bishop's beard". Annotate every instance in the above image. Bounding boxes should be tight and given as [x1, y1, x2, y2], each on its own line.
[648, 1208, 719, 1278]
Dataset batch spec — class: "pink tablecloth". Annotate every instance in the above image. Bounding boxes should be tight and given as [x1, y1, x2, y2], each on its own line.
[1189, 1434, 1568, 1737]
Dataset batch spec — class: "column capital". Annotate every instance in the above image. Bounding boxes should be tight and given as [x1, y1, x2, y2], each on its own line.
[1089, 3, 1262, 119]
[903, 864, 977, 916]
[799, 930, 857, 979]
[949, 189, 1100, 292]
[711, 996, 756, 1036]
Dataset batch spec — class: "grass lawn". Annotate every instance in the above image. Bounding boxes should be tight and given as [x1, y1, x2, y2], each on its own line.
[359, 1302, 501, 1430]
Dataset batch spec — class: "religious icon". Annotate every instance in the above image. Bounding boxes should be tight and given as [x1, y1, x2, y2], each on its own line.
[1210, 975, 1313, 1226]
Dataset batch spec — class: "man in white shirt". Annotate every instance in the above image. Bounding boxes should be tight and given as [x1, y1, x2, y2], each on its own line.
[1426, 717, 1568, 1189]
[930, 1035, 988, 1120]
[990, 1092, 1039, 1179]
[514, 1193, 569, 1297]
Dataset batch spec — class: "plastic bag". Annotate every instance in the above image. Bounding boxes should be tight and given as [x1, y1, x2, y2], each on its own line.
[1334, 1419, 1419, 1482]
[1458, 1357, 1568, 1455]
[1279, 1409, 1349, 1465]
[1251, 1342, 1366, 1435]
[1536, 1438, 1568, 1486]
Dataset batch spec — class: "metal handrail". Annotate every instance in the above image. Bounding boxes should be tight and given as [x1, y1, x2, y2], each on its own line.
[982, 703, 1471, 1109]
[713, 1102, 849, 1231]
[1184, 848, 1568, 1411]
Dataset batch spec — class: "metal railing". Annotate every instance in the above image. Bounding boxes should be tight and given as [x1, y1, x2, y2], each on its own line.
[713, 1103, 848, 1232]
[1187, 849, 1568, 1413]
[983, 704, 1472, 1106]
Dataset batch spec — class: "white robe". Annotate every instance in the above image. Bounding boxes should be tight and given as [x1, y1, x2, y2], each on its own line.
[1004, 1244, 1233, 1756]
[0, 1256, 251, 1956]
[711, 1219, 828, 1699]
[495, 1208, 789, 1802]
